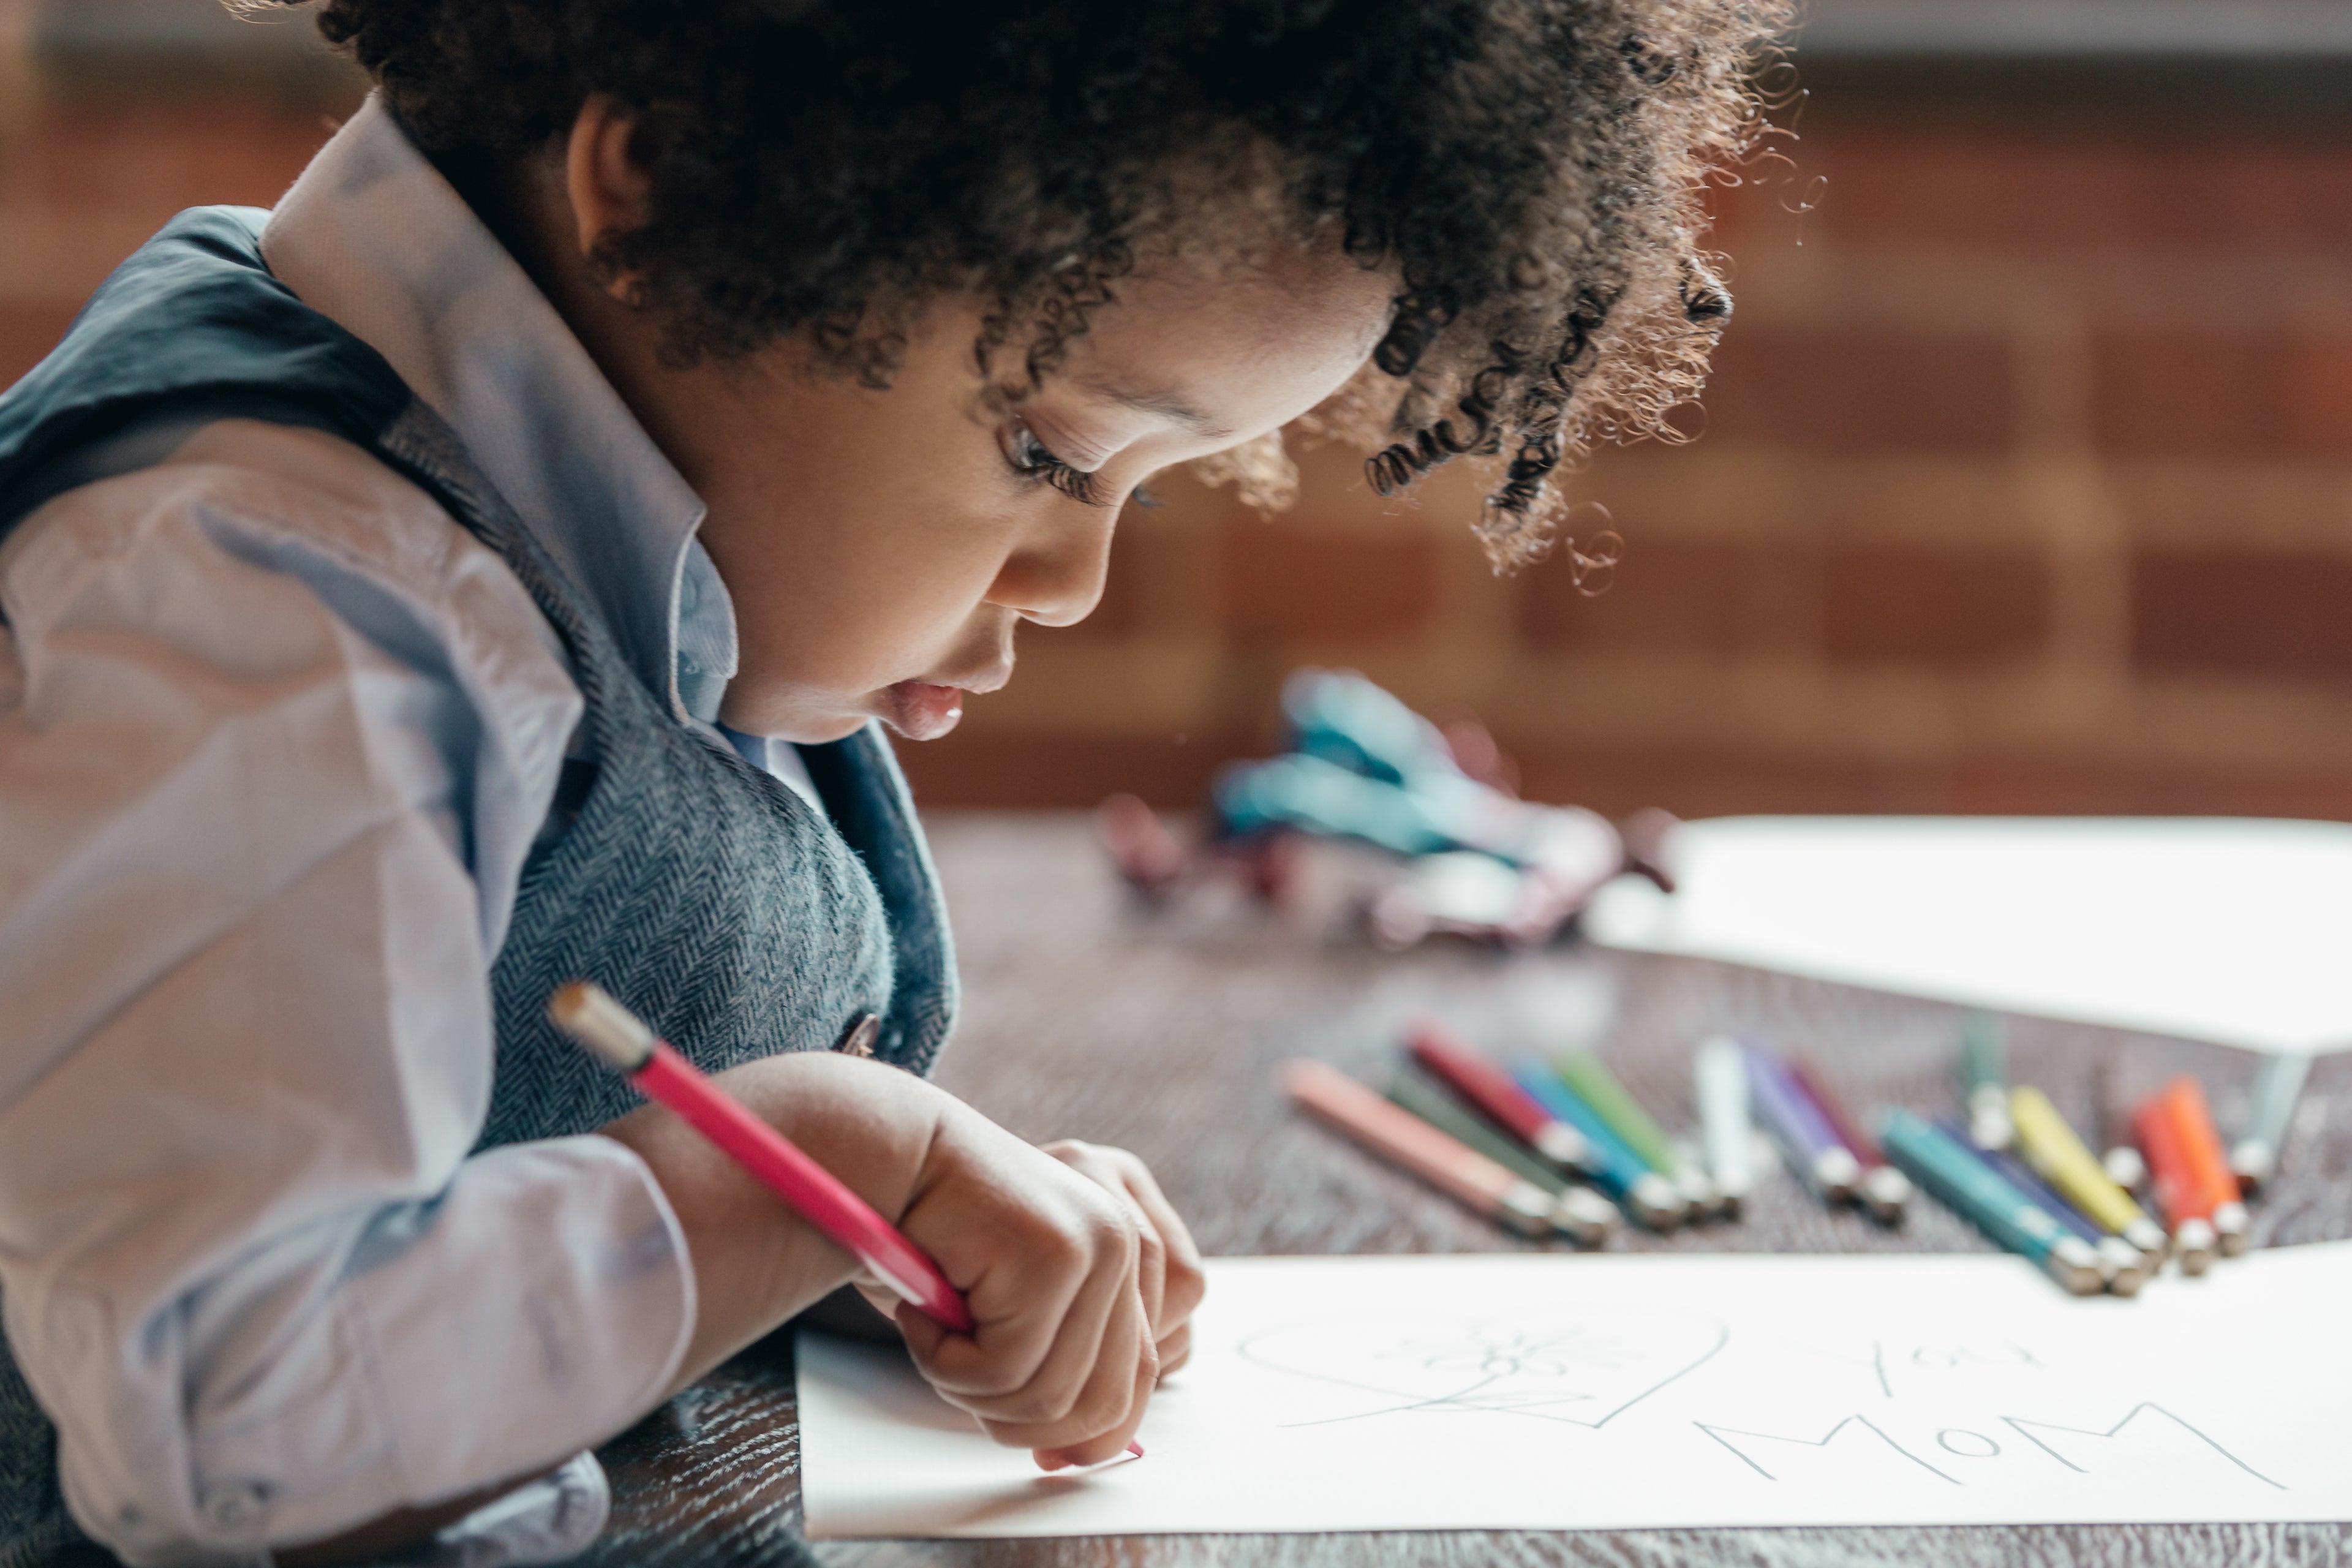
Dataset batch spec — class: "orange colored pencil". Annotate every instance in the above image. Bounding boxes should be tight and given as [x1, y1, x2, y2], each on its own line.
[2158, 1076, 2250, 1257]
[1283, 1058, 1560, 1237]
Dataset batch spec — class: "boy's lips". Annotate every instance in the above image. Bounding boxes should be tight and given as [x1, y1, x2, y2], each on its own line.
[884, 680, 969, 741]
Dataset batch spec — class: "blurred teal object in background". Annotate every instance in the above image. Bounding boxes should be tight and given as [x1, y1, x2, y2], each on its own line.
[1280, 668, 1457, 788]
[1215, 751, 1458, 859]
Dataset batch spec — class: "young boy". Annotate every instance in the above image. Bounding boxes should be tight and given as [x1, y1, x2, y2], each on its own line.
[0, 0, 1779, 1562]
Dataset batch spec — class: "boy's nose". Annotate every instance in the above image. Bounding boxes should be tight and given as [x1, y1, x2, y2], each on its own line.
[988, 513, 1115, 628]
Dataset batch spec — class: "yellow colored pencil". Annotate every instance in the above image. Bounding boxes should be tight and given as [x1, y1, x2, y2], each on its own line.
[2010, 1085, 2169, 1260]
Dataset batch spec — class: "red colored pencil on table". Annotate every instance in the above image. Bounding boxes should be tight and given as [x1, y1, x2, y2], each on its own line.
[550, 980, 976, 1332]
[1787, 1055, 1912, 1225]
[1407, 1018, 1597, 1175]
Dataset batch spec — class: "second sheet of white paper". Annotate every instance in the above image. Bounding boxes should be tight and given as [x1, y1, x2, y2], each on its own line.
[799, 1243, 2352, 1538]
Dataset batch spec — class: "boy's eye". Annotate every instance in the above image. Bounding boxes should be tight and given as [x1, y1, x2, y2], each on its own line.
[1001, 421, 1113, 509]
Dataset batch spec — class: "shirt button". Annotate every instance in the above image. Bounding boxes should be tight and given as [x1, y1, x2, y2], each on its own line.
[197, 1477, 269, 1537]
[835, 1012, 880, 1058]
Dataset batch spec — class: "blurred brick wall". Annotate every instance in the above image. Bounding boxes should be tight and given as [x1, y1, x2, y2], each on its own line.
[916, 99, 2352, 819]
[6, 24, 2352, 820]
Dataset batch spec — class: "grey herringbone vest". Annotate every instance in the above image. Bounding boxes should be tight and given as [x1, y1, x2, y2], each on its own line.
[0, 207, 957, 1566]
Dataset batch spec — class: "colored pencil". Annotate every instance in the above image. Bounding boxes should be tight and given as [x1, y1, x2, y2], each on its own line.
[1284, 1058, 1566, 1238]
[1788, 1056, 1912, 1225]
[1960, 1011, 2013, 1150]
[1743, 1043, 1860, 1205]
[2150, 1076, 2249, 1257]
[550, 981, 975, 1333]
[2132, 1095, 2219, 1276]
[1507, 1064, 1688, 1230]
[2009, 1086, 2169, 1261]
[1384, 1069, 1619, 1245]
[2231, 1052, 2310, 1194]
[1407, 1019, 1597, 1176]
[1553, 1051, 1725, 1218]
[1694, 1036, 1754, 1217]
[1880, 1110, 2103, 1295]
[1936, 1115, 2149, 1295]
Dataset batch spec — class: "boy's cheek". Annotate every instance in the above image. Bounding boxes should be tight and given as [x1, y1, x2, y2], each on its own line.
[738, 565, 1009, 689]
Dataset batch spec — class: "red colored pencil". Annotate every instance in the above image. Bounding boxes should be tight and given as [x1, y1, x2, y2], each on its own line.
[1788, 1055, 1912, 1225]
[549, 981, 976, 1333]
[1406, 1018, 1596, 1174]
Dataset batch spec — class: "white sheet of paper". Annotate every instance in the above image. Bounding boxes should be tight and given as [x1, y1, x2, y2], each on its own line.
[1580, 816, 2352, 1055]
[797, 1245, 2352, 1537]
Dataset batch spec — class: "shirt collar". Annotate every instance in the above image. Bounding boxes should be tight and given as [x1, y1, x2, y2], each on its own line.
[258, 93, 733, 722]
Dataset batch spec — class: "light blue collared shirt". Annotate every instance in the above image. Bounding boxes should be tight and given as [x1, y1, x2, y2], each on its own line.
[0, 96, 807, 1565]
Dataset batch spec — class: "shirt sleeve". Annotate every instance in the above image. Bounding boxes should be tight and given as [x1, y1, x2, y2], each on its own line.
[0, 423, 695, 1565]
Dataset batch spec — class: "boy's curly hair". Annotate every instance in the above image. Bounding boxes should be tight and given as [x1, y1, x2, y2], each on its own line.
[260, 0, 1787, 566]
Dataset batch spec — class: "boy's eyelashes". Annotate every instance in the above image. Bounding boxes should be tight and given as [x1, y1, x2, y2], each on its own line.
[1000, 421, 1117, 510]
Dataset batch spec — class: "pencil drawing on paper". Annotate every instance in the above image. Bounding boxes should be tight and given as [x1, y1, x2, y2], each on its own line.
[1235, 1310, 1730, 1430]
[1695, 1404, 2285, 1489]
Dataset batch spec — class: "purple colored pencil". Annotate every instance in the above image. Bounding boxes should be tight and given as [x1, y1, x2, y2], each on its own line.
[1743, 1042, 1860, 1204]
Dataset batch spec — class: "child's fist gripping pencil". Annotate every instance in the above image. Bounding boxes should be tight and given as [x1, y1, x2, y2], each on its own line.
[552, 981, 974, 1330]
[555, 981, 1182, 1468]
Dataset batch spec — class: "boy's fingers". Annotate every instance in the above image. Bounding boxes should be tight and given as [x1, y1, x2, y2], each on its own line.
[1063, 1148, 1163, 1329]
[943, 1207, 1132, 1420]
[895, 1298, 948, 1363]
[1155, 1321, 1191, 1378]
[902, 1185, 1100, 1399]
[994, 1289, 1152, 1462]
[1048, 1142, 1202, 1344]
[1128, 1190, 1167, 1336]
[1032, 1327, 1159, 1470]
[1031, 1284, 1148, 1450]
[1116, 1160, 1205, 1332]
[907, 1270, 1074, 1402]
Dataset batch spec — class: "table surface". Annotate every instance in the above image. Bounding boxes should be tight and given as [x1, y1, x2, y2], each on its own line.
[549, 816, 2348, 1564]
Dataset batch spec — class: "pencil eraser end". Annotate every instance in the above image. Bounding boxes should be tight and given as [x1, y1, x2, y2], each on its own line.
[1533, 1122, 1590, 1171]
[1628, 1174, 1687, 1231]
[548, 981, 657, 1072]
[2048, 1238, 2105, 1295]
[1551, 1186, 1620, 1246]
[2173, 1218, 2218, 1275]
[1859, 1164, 1911, 1226]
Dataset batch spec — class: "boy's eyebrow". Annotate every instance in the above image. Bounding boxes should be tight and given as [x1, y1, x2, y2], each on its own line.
[1078, 375, 1232, 439]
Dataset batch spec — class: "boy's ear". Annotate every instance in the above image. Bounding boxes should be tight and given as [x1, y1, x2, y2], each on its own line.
[564, 92, 655, 296]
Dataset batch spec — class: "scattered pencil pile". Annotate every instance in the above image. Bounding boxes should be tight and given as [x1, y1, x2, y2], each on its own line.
[1283, 1014, 2309, 1295]
[1902, 1014, 2302, 1295]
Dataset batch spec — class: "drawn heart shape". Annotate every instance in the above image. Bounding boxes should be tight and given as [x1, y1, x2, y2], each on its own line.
[1235, 1307, 1728, 1431]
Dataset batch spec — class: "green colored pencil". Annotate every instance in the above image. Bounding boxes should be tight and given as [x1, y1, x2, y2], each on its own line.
[1554, 1052, 1726, 1219]
[1384, 1068, 1619, 1244]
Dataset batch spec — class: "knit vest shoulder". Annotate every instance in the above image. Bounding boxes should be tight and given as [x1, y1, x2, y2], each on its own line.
[0, 206, 957, 1565]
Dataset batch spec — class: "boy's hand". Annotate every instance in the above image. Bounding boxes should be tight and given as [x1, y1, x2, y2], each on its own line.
[1039, 1140, 1205, 1377]
[886, 1111, 1186, 1468]
[603, 1053, 1201, 1471]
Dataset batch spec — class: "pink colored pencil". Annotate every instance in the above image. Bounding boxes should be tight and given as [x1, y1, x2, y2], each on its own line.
[549, 981, 976, 1334]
